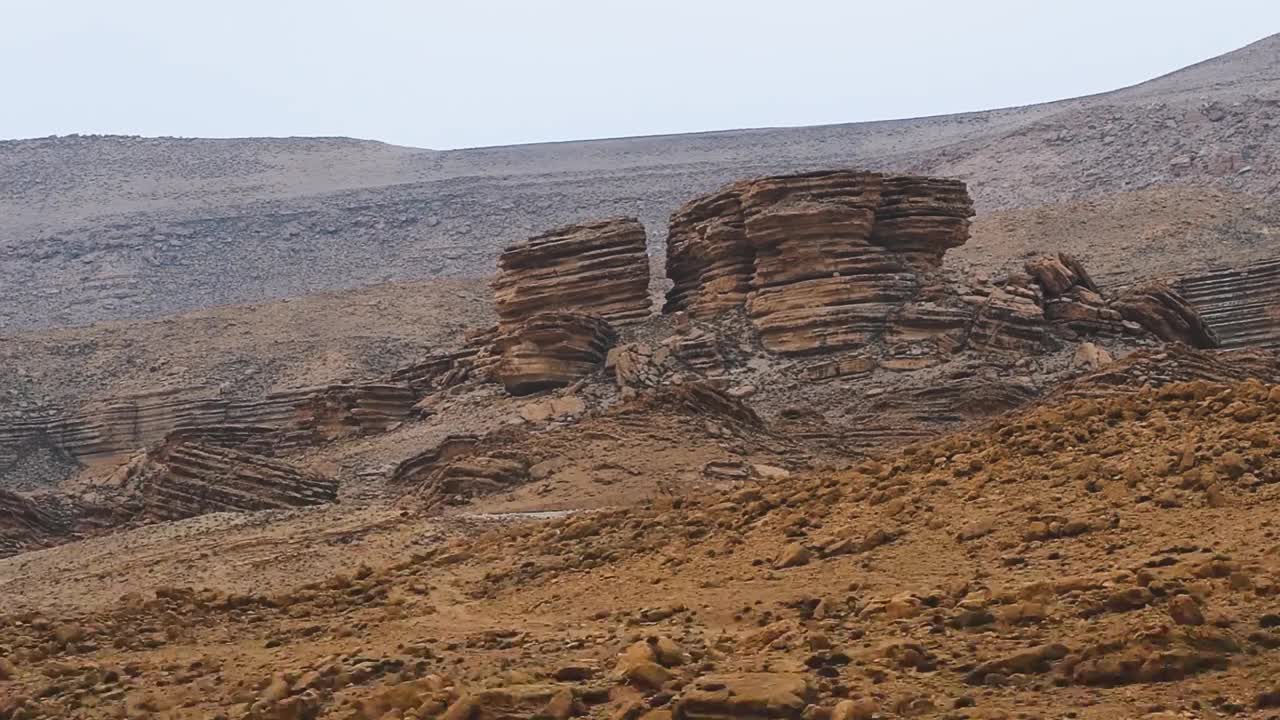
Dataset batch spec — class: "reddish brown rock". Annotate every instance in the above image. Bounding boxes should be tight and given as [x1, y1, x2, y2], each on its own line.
[673, 673, 814, 720]
[495, 312, 619, 395]
[968, 285, 1050, 354]
[0, 488, 71, 558]
[493, 217, 651, 331]
[665, 188, 753, 317]
[664, 170, 974, 355]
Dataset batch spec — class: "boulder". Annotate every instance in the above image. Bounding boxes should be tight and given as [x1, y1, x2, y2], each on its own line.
[673, 673, 813, 720]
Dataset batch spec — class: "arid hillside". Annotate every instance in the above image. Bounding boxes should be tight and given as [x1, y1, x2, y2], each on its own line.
[2, 31, 1280, 720]
[0, 153, 1278, 720]
[2, 34, 1278, 329]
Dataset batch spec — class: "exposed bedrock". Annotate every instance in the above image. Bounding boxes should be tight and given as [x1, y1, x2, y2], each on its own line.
[494, 312, 619, 396]
[1176, 257, 1280, 350]
[664, 170, 974, 354]
[120, 439, 337, 521]
[0, 382, 416, 487]
[493, 217, 651, 331]
[0, 488, 71, 557]
[1113, 281, 1219, 348]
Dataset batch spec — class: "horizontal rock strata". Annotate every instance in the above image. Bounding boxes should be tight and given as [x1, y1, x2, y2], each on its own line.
[493, 217, 651, 331]
[1175, 257, 1280, 350]
[495, 312, 618, 395]
[390, 326, 501, 393]
[1, 382, 415, 485]
[665, 171, 974, 354]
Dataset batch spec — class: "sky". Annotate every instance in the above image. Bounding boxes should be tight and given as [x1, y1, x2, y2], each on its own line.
[2, 1, 1277, 150]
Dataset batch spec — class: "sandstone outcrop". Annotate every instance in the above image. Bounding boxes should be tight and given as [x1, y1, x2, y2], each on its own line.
[392, 434, 530, 507]
[390, 435, 482, 486]
[494, 312, 618, 395]
[1026, 254, 1130, 338]
[0, 488, 70, 557]
[1, 382, 416, 486]
[665, 171, 974, 354]
[0, 488, 124, 559]
[1058, 346, 1280, 399]
[493, 217, 651, 331]
[967, 284, 1050, 354]
[120, 439, 337, 521]
[283, 383, 416, 444]
[390, 326, 501, 393]
[1113, 281, 1218, 348]
[1023, 253, 1218, 347]
[665, 188, 753, 317]
[1176, 257, 1280, 350]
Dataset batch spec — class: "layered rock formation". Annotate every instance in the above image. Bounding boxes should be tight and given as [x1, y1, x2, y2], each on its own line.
[1176, 258, 1280, 350]
[1058, 346, 1280, 399]
[391, 432, 530, 508]
[1, 382, 416, 486]
[1113, 282, 1219, 348]
[967, 285, 1049, 354]
[390, 435, 482, 486]
[1023, 253, 1217, 348]
[121, 439, 337, 521]
[493, 218, 651, 331]
[494, 312, 618, 395]
[665, 171, 974, 354]
[0, 488, 70, 557]
[390, 327, 501, 394]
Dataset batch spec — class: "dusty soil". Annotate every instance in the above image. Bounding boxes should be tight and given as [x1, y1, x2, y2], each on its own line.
[2, 379, 1279, 719]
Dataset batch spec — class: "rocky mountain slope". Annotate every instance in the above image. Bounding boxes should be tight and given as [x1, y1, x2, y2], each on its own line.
[0, 157, 1278, 719]
[2, 34, 1278, 330]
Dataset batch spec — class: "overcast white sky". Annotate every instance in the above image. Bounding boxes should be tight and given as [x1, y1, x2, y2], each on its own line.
[2, 1, 1277, 149]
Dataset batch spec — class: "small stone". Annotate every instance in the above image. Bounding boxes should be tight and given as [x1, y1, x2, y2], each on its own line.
[653, 637, 686, 667]
[261, 673, 292, 702]
[753, 464, 791, 481]
[622, 661, 672, 690]
[1168, 594, 1205, 626]
[775, 544, 812, 569]
[831, 698, 878, 720]
[553, 665, 598, 682]
[544, 688, 577, 720]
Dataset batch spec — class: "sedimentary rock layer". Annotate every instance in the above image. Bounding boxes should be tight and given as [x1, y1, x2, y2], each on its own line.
[1113, 282, 1219, 348]
[493, 218, 651, 331]
[0, 382, 416, 483]
[495, 312, 618, 395]
[665, 171, 974, 354]
[123, 440, 337, 521]
[1056, 346, 1280, 399]
[0, 488, 70, 557]
[1175, 258, 1280, 350]
[390, 326, 501, 393]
